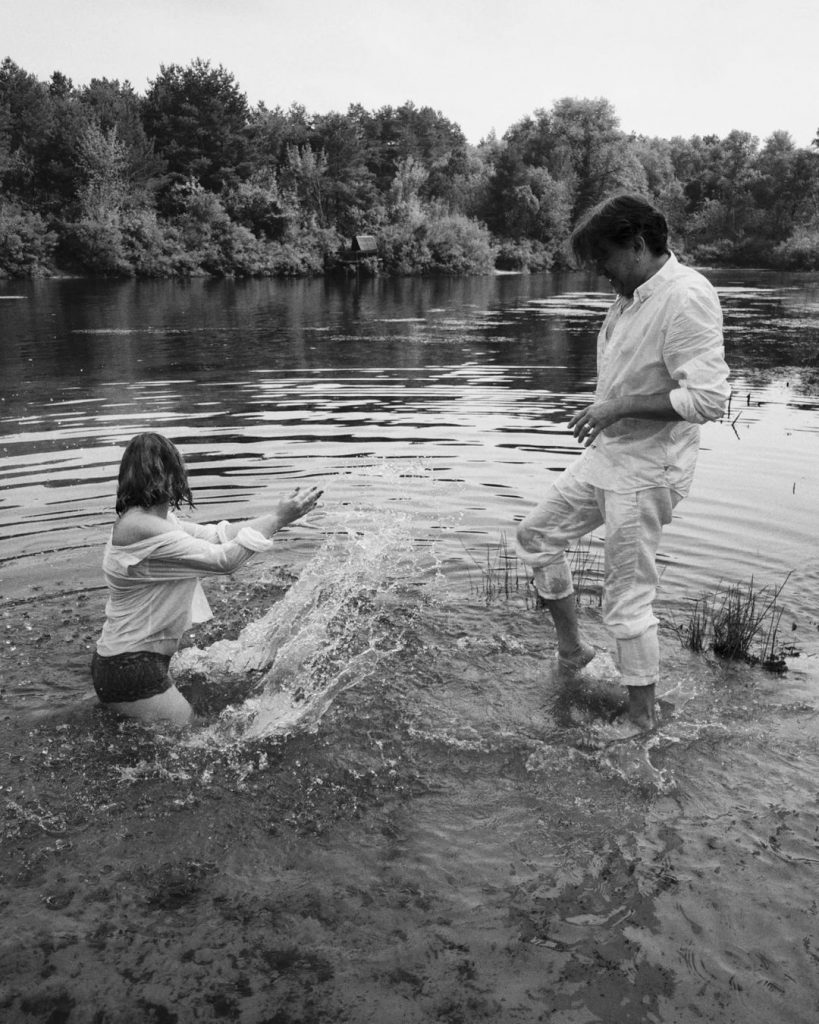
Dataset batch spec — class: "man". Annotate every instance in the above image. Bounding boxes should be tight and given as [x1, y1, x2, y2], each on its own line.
[516, 193, 730, 731]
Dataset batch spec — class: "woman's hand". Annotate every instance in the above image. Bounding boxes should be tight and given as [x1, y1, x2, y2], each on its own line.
[272, 485, 323, 529]
[222, 486, 324, 541]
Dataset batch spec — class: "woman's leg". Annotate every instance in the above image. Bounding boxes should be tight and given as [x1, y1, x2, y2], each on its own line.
[92, 651, 195, 726]
[105, 685, 195, 726]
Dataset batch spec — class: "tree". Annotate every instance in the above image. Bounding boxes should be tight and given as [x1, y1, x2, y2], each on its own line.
[687, 131, 760, 250]
[358, 102, 468, 194]
[491, 166, 572, 243]
[749, 132, 819, 243]
[222, 173, 290, 240]
[246, 102, 314, 173]
[80, 77, 164, 188]
[74, 122, 129, 221]
[310, 109, 377, 235]
[481, 97, 647, 252]
[0, 58, 55, 199]
[627, 135, 686, 233]
[547, 97, 647, 216]
[32, 77, 96, 214]
[142, 59, 250, 192]
[439, 143, 494, 221]
[278, 144, 331, 227]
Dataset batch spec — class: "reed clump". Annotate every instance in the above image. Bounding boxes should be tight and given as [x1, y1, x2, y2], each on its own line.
[676, 574, 795, 673]
[463, 533, 602, 609]
[463, 532, 524, 606]
[568, 535, 604, 608]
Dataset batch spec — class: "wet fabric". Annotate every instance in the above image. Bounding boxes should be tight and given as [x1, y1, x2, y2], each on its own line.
[96, 513, 277, 657]
[91, 650, 173, 703]
[572, 253, 729, 496]
[516, 475, 681, 687]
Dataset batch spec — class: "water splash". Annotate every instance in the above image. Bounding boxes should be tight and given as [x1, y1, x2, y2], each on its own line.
[177, 467, 443, 744]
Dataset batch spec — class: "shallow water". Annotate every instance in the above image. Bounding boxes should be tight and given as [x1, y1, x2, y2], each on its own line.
[1, 270, 819, 1022]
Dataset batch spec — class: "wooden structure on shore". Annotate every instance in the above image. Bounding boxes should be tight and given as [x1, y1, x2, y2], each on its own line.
[327, 234, 380, 275]
[350, 235, 378, 258]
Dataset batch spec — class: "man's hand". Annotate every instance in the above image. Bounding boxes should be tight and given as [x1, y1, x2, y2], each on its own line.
[568, 399, 623, 447]
[568, 392, 680, 446]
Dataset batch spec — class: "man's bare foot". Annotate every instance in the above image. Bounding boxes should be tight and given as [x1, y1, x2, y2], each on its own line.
[557, 640, 596, 673]
[625, 684, 657, 731]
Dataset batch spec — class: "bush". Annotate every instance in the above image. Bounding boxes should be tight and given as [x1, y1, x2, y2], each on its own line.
[689, 235, 777, 268]
[377, 220, 433, 275]
[200, 220, 266, 276]
[0, 204, 57, 277]
[425, 212, 496, 274]
[164, 180, 341, 277]
[494, 238, 555, 272]
[687, 238, 737, 266]
[120, 210, 194, 277]
[378, 209, 495, 275]
[222, 178, 290, 240]
[57, 218, 133, 275]
[772, 228, 819, 270]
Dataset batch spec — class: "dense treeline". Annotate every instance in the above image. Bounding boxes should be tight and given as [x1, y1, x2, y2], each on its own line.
[2, 56, 819, 279]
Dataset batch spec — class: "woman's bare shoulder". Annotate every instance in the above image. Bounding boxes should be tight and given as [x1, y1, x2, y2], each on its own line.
[112, 508, 180, 546]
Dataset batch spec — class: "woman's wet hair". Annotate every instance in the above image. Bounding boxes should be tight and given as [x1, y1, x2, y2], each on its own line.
[115, 432, 194, 515]
[569, 193, 669, 266]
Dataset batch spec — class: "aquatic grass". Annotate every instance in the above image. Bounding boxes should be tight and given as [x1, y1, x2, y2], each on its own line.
[758, 601, 790, 674]
[677, 574, 794, 672]
[569, 535, 604, 608]
[462, 532, 603, 609]
[677, 596, 709, 654]
[711, 580, 767, 661]
[462, 532, 525, 606]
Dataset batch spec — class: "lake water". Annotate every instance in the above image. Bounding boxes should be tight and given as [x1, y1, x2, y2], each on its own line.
[1, 269, 818, 1022]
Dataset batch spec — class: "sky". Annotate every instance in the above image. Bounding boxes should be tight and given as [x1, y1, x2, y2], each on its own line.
[3, 0, 818, 148]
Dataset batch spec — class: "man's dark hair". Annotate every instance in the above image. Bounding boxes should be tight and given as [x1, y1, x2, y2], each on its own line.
[115, 432, 194, 515]
[569, 193, 669, 266]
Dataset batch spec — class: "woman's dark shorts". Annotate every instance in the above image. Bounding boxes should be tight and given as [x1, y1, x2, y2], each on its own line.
[91, 651, 172, 704]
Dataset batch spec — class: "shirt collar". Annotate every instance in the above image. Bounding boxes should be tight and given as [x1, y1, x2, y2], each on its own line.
[633, 251, 678, 303]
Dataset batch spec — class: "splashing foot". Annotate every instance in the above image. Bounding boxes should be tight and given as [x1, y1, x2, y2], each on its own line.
[557, 641, 596, 674]
[625, 684, 657, 732]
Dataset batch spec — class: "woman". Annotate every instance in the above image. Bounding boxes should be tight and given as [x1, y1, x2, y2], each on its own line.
[92, 432, 322, 725]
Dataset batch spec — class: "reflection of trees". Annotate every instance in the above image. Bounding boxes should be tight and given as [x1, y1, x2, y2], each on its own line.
[2, 274, 606, 444]
[711, 273, 819, 370]
[19, 269, 598, 362]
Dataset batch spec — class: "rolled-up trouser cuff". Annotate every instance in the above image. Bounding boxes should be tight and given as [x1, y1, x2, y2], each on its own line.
[531, 560, 574, 601]
[615, 624, 658, 688]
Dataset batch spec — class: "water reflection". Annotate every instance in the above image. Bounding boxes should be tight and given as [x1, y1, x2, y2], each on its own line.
[2, 269, 819, 651]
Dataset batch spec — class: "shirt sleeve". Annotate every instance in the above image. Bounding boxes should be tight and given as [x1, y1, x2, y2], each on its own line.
[175, 517, 232, 544]
[665, 286, 731, 424]
[126, 526, 277, 581]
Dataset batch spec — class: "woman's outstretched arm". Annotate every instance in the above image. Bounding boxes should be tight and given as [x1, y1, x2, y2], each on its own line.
[220, 485, 323, 540]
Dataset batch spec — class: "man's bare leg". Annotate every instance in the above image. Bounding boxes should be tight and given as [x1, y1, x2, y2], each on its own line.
[626, 684, 657, 731]
[544, 595, 595, 670]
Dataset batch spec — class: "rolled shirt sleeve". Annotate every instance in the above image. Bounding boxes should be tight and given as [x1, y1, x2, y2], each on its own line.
[175, 517, 232, 544]
[666, 288, 730, 424]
